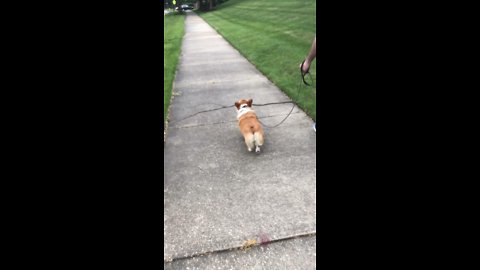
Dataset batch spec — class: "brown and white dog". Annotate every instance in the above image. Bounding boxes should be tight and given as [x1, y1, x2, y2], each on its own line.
[235, 98, 264, 153]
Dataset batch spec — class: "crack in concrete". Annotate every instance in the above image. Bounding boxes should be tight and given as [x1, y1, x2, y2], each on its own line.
[164, 232, 316, 264]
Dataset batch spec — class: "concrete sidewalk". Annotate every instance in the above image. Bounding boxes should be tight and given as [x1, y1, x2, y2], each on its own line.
[164, 12, 316, 269]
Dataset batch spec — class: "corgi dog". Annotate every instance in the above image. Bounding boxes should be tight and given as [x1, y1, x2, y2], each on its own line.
[235, 99, 264, 153]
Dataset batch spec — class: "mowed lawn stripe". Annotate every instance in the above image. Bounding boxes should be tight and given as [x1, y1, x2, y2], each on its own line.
[199, 0, 316, 120]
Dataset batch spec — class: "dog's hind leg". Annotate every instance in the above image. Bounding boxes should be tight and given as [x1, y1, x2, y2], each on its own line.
[244, 133, 255, 152]
[253, 132, 264, 153]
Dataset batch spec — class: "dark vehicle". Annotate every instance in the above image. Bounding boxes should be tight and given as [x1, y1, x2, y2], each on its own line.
[181, 4, 193, 10]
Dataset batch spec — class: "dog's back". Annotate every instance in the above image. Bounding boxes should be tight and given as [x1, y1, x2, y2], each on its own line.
[235, 99, 264, 153]
[238, 111, 262, 135]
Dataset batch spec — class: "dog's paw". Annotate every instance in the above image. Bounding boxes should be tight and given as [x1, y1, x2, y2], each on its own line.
[255, 146, 260, 153]
[248, 147, 253, 152]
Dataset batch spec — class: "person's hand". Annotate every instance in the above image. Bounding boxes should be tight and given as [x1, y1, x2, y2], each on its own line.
[300, 59, 311, 75]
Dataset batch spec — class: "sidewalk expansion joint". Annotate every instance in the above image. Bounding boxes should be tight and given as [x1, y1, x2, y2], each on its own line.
[164, 231, 316, 264]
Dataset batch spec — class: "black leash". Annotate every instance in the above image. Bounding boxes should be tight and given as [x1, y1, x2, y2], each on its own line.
[301, 59, 312, 86]
[167, 62, 314, 127]
[168, 104, 234, 125]
[257, 60, 313, 128]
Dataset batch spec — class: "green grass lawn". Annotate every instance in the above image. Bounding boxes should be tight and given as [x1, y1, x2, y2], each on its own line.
[164, 13, 185, 123]
[198, 0, 317, 121]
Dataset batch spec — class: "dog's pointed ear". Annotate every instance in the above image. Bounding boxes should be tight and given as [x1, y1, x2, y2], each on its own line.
[235, 101, 240, 109]
[247, 99, 253, 107]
